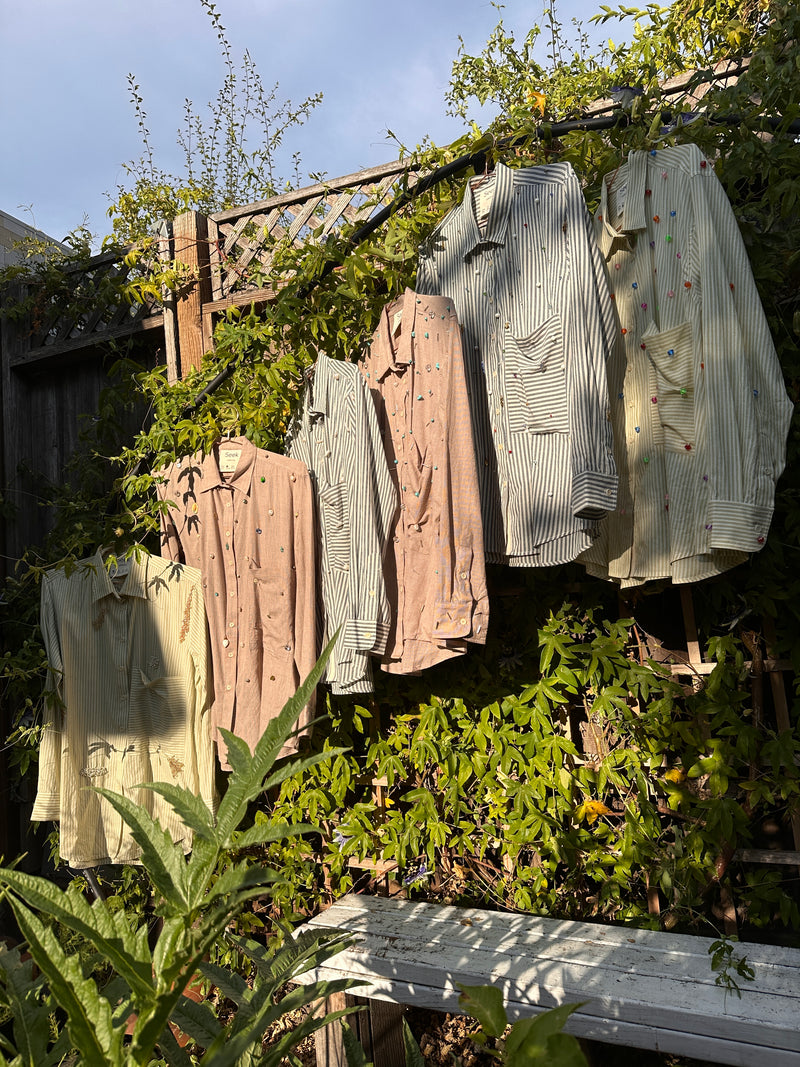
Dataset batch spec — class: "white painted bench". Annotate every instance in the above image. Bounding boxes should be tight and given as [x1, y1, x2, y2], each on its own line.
[299, 893, 800, 1066]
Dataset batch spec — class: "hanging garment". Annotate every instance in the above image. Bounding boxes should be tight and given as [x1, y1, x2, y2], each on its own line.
[31, 551, 215, 868]
[580, 144, 793, 587]
[286, 353, 397, 694]
[360, 288, 489, 673]
[416, 161, 618, 567]
[156, 437, 316, 763]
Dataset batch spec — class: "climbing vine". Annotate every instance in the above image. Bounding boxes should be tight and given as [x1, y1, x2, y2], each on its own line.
[1, 0, 799, 943]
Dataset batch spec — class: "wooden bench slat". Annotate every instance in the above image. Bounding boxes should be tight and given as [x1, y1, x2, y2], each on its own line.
[298, 894, 800, 1066]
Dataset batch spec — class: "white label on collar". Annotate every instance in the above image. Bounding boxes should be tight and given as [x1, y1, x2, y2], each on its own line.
[392, 310, 403, 336]
[608, 182, 627, 223]
[219, 448, 241, 473]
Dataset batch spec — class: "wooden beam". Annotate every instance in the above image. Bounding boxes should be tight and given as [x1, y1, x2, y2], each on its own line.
[8, 314, 164, 370]
[210, 160, 414, 225]
[173, 211, 213, 378]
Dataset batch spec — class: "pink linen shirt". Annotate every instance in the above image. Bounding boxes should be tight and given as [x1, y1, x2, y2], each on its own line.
[360, 289, 489, 672]
[156, 437, 316, 763]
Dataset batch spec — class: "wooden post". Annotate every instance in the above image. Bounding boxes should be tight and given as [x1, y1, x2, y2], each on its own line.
[157, 221, 180, 384]
[172, 211, 213, 378]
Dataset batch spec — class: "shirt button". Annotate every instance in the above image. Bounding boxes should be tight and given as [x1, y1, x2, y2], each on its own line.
[268, 509, 274, 515]
[413, 524, 421, 532]
[229, 621, 235, 628]
[460, 618, 466, 625]
[222, 639, 229, 647]
[227, 651, 234, 658]
[460, 572, 468, 579]
[226, 684, 232, 691]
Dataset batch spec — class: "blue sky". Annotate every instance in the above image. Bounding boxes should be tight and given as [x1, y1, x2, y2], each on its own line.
[1, 0, 612, 245]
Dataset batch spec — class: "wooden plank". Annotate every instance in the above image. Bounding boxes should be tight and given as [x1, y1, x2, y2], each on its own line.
[679, 586, 702, 665]
[733, 849, 800, 866]
[9, 314, 164, 370]
[210, 160, 413, 225]
[314, 991, 348, 1067]
[365, 998, 405, 1067]
[299, 895, 800, 1062]
[157, 221, 179, 384]
[173, 211, 213, 377]
[763, 616, 800, 856]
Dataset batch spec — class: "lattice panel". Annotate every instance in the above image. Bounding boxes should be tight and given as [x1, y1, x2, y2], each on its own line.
[26, 250, 159, 355]
[207, 162, 409, 302]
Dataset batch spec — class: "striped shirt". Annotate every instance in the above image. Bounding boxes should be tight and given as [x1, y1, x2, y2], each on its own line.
[32, 551, 215, 868]
[580, 144, 794, 586]
[156, 438, 317, 765]
[417, 161, 618, 566]
[360, 288, 489, 673]
[286, 354, 397, 693]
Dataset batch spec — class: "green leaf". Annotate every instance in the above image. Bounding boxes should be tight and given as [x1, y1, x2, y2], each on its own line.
[457, 983, 507, 1038]
[342, 1019, 370, 1067]
[0, 868, 154, 1002]
[5, 896, 123, 1064]
[403, 1018, 426, 1067]
[139, 780, 218, 843]
[94, 787, 190, 911]
[505, 1003, 586, 1061]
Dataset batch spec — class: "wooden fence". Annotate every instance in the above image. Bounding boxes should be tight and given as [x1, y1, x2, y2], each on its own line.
[0, 159, 412, 568]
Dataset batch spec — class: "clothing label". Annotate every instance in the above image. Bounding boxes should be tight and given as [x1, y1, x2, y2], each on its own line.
[607, 181, 627, 224]
[219, 447, 241, 473]
[392, 310, 403, 336]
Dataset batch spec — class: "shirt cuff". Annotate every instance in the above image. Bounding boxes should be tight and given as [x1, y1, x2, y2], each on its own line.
[31, 793, 60, 821]
[706, 501, 773, 553]
[342, 619, 390, 653]
[572, 471, 617, 519]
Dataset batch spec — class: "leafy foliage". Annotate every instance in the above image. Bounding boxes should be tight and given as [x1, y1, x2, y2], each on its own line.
[0, 639, 364, 1066]
[1, 0, 800, 962]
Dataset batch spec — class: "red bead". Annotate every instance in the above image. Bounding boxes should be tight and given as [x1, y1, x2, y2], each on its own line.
[621, 328, 628, 335]
[653, 215, 660, 223]
[645, 189, 652, 197]
[684, 281, 692, 288]
[757, 536, 765, 544]
[700, 160, 707, 168]
[640, 343, 646, 350]
[610, 293, 616, 300]
[730, 283, 735, 290]
[685, 443, 692, 451]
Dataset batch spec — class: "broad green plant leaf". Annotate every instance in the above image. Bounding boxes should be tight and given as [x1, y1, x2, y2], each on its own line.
[458, 982, 508, 1038]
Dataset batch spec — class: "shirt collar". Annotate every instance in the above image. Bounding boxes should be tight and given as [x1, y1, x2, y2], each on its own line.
[90, 549, 151, 603]
[198, 435, 256, 496]
[306, 352, 346, 418]
[600, 149, 649, 240]
[371, 288, 417, 382]
[462, 162, 514, 258]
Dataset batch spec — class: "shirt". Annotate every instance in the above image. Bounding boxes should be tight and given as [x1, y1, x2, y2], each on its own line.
[286, 354, 397, 693]
[156, 437, 316, 762]
[360, 288, 490, 673]
[32, 551, 215, 868]
[417, 161, 618, 566]
[580, 144, 793, 586]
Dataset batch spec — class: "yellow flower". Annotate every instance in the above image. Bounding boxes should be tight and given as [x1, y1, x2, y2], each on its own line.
[576, 800, 612, 825]
[665, 767, 685, 784]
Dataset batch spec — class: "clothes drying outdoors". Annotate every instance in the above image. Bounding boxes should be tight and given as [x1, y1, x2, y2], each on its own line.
[417, 160, 619, 567]
[580, 144, 794, 586]
[31, 551, 215, 868]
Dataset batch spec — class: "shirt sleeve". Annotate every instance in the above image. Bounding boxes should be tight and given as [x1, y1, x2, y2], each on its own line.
[694, 167, 793, 552]
[342, 372, 398, 653]
[31, 576, 63, 822]
[154, 465, 185, 563]
[287, 464, 318, 746]
[566, 172, 619, 520]
[435, 308, 489, 643]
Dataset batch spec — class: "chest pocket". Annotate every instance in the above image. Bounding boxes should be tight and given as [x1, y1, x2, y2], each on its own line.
[318, 482, 350, 567]
[643, 320, 696, 454]
[504, 314, 570, 434]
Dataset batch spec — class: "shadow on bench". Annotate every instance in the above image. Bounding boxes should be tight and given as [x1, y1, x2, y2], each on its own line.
[297, 893, 800, 1067]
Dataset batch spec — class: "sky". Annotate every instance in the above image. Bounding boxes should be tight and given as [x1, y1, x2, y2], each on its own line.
[1, 0, 614, 247]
